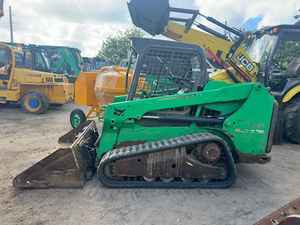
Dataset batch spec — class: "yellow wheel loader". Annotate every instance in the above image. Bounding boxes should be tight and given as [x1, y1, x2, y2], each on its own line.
[0, 43, 73, 113]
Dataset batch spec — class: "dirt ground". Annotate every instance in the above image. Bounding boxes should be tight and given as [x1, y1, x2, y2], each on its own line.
[0, 104, 299, 225]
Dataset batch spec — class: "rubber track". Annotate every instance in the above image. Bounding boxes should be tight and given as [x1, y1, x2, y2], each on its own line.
[97, 133, 237, 189]
[284, 97, 300, 144]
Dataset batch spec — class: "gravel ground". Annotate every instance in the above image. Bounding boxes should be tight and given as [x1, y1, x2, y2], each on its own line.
[0, 104, 299, 225]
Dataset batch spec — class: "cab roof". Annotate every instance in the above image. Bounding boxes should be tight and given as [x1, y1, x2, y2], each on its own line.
[0, 42, 22, 52]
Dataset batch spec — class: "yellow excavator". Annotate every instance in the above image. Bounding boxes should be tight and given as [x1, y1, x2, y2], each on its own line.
[128, 0, 300, 144]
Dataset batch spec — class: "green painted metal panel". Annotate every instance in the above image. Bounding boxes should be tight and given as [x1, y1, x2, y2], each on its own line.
[96, 82, 275, 159]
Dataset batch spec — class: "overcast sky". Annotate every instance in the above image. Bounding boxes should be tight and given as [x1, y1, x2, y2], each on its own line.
[0, 0, 299, 56]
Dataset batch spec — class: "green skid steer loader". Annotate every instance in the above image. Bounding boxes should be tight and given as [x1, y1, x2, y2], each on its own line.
[13, 38, 278, 189]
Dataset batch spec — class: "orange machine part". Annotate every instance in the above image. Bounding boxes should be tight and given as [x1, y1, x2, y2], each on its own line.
[94, 66, 133, 106]
[74, 66, 135, 108]
[74, 71, 98, 107]
[75, 66, 145, 113]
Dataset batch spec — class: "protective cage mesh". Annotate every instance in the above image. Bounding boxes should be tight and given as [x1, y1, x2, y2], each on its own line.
[139, 46, 201, 80]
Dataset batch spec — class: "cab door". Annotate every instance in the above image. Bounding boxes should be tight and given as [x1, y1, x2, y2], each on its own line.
[0, 46, 12, 90]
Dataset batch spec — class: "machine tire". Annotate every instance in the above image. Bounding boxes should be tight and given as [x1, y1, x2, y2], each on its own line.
[284, 96, 300, 144]
[70, 108, 86, 129]
[20, 92, 49, 114]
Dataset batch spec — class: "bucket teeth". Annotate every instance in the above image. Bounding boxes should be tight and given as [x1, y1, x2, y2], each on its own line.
[13, 121, 99, 189]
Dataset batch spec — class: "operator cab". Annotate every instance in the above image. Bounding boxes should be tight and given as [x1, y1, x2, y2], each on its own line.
[0, 45, 12, 89]
[127, 38, 208, 101]
[248, 25, 300, 97]
[124, 38, 208, 119]
[3, 43, 51, 73]
[20, 46, 51, 72]
[272, 29, 300, 76]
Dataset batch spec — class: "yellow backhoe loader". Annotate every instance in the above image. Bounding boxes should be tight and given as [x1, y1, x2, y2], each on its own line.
[0, 43, 73, 113]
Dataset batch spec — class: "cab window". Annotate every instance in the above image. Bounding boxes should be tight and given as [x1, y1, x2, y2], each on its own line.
[15, 52, 25, 68]
[34, 52, 47, 71]
[272, 32, 300, 75]
[0, 48, 10, 66]
[24, 50, 33, 69]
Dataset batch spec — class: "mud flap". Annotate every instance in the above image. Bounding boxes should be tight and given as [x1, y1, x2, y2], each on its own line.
[13, 121, 99, 189]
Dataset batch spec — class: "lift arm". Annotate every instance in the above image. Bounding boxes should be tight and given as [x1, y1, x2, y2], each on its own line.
[128, 0, 259, 82]
[164, 21, 233, 67]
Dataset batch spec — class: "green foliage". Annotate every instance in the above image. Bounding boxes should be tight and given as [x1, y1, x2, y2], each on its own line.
[98, 28, 144, 65]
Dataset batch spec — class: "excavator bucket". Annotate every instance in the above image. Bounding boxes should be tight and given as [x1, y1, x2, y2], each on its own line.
[128, 0, 170, 35]
[13, 121, 99, 189]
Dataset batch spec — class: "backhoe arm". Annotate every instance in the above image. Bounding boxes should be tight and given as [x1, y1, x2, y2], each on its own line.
[163, 21, 233, 67]
[128, 0, 259, 83]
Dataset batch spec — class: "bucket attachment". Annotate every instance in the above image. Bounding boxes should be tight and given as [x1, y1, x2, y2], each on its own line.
[13, 121, 99, 189]
[128, 0, 199, 36]
[128, 0, 170, 35]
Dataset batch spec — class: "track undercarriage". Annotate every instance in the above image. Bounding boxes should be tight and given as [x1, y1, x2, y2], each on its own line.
[98, 133, 236, 188]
